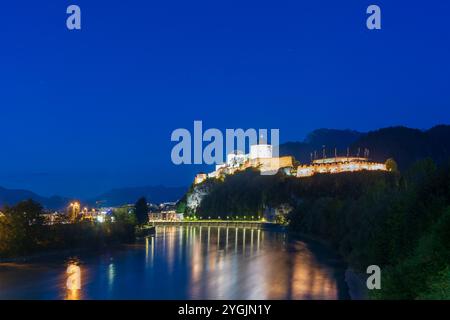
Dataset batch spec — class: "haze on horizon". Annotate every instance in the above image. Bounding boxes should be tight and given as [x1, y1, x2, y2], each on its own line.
[1, 1, 449, 198]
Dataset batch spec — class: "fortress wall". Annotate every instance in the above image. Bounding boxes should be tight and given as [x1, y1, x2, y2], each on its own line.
[250, 156, 294, 172]
[297, 160, 387, 177]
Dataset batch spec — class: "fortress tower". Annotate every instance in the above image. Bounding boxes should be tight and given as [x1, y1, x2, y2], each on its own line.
[249, 144, 273, 160]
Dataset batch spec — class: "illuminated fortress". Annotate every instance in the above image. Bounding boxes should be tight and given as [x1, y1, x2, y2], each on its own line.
[194, 144, 388, 185]
[296, 156, 387, 177]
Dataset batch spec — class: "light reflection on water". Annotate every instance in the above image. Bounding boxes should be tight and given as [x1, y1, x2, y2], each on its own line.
[0, 226, 349, 300]
[65, 260, 82, 300]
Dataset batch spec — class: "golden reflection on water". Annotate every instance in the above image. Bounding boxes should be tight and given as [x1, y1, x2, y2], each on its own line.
[0, 226, 343, 299]
[155, 226, 341, 300]
[66, 287, 80, 300]
[65, 261, 82, 300]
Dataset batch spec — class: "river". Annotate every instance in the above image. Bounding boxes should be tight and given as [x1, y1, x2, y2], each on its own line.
[0, 226, 351, 299]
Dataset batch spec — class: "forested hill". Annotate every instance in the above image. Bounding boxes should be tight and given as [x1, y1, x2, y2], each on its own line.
[280, 128, 363, 164]
[196, 169, 396, 218]
[351, 125, 450, 170]
[0, 186, 68, 210]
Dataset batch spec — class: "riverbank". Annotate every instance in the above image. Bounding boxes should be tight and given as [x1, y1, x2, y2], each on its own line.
[0, 224, 136, 263]
[0, 243, 133, 264]
[345, 269, 368, 300]
[288, 230, 368, 300]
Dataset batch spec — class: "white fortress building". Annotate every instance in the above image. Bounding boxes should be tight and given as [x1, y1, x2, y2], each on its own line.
[194, 143, 295, 184]
[249, 144, 273, 160]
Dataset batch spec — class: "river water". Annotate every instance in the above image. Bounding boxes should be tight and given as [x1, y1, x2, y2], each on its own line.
[0, 226, 350, 300]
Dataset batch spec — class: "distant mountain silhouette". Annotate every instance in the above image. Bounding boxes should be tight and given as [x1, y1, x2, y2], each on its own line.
[90, 185, 187, 207]
[0, 184, 187, 210]
[352, 125, 450, 170]
[280, 125, 450, 170]
[0, 187, 69, 210]
[305, 128, 363, 149]
[280, 128, 363, 163]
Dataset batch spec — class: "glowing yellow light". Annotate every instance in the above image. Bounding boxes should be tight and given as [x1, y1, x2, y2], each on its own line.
[66, 263, 81, 300]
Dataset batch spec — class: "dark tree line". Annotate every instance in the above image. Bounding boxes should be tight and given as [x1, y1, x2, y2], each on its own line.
[0, 200, 138, 259]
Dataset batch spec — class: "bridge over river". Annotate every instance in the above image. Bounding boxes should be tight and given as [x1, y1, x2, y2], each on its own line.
[149, 220, 285, 231]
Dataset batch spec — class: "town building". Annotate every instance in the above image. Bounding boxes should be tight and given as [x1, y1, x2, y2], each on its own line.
[148, 202, 183, 221]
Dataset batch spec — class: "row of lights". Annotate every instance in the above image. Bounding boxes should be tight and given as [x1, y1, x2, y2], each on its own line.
[185, 216, 262, 221]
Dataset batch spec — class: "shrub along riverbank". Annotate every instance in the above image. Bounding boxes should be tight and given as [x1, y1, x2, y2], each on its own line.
[0, 200, 136, 259]
[189, 160, 450, 299]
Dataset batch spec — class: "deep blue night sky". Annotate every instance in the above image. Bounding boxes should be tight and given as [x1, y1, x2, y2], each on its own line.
[0, 0, 449, 198]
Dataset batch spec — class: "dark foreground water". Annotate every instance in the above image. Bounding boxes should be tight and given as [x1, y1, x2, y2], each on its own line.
[0, 226, 350, 300]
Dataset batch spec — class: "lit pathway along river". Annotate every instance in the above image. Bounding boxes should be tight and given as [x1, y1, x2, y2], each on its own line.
[0, 226, 350, 299]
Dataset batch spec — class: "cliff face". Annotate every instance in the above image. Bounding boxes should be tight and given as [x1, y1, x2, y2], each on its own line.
[186, 182, 212, 213]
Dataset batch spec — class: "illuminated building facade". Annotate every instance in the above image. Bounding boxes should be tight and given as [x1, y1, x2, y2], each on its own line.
[296, 157, 387, 177]
[194, 144, 389, 185]
[148, 202, 183, 221]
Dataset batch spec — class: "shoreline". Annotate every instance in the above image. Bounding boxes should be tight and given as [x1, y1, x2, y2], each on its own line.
[0, 247, 95, 264]
[0, 243, 132, 264]
[345, 268, 369, 300]
[288, 230, 368, 300]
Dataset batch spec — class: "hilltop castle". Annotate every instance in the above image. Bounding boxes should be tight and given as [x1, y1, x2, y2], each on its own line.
[194, 143, 388, 185]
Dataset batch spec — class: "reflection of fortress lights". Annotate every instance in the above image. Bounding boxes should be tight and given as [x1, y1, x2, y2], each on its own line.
[194, 144, 388, 184]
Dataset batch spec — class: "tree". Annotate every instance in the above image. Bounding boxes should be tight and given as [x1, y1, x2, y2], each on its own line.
[176, 201, 186, 214]
[0, 199, 44, 256]
[134, 197, 149, 225]
[113, 207, 137, 226]
[385, 158, 398, 172]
